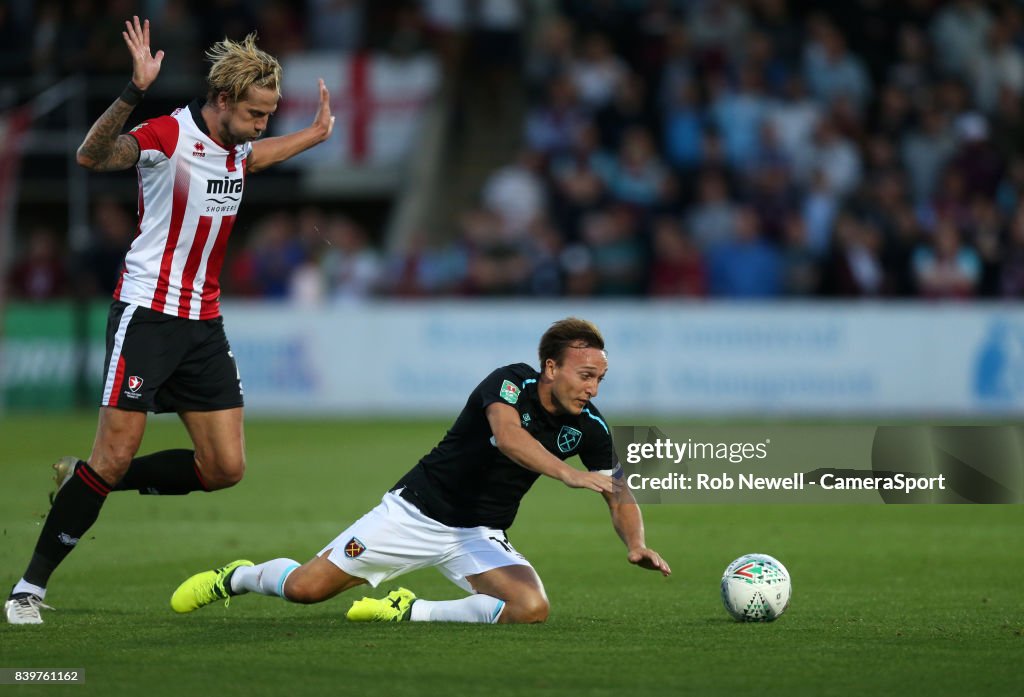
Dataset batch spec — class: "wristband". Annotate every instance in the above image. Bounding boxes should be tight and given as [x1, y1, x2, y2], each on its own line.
[119, 81, 146, 106]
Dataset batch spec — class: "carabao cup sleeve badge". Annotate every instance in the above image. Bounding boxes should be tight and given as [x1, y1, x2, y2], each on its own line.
[499, 380, 521, 404]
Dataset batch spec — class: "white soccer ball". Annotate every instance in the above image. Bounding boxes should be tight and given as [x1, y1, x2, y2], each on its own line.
[720, 553, 791, 622]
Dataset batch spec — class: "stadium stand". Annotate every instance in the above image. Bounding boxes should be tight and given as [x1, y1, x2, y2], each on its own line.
[3, 0, 1024, 302]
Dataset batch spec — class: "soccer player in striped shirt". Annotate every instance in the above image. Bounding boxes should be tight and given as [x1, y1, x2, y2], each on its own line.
[5, 16, 335, 625]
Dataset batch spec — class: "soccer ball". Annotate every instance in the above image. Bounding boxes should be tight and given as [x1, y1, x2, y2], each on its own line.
[720, 553, 791, 622]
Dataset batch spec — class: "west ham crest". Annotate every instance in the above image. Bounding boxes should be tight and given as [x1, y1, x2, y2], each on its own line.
[344, 537, 366, 558]
[557, 425, 582, 453]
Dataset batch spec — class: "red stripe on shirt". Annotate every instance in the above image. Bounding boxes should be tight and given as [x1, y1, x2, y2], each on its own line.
[113, 261, 127, 299]
[176, 215, 213, 318]
[199, 214, 235, 319]
[151, 158, 191, 313]
[114, 169, 148, 300]
[128, 115, 179, 158]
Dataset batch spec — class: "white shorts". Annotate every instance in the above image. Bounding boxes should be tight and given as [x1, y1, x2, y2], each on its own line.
[319, 490, 532, 592]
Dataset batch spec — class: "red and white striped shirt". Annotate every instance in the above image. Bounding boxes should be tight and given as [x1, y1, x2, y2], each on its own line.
[115, 101, 251, 320]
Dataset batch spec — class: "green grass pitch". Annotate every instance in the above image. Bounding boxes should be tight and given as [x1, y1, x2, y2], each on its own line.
[0, 414, 1020, 696]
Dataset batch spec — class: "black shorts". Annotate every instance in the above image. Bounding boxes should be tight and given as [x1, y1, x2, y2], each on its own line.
[99, 301, 244, 413]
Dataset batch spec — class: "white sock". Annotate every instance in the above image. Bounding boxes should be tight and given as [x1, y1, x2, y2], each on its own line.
[12, 579, 47, 600]
[408, 594, 505, 623]
[229, 558, 300, 600]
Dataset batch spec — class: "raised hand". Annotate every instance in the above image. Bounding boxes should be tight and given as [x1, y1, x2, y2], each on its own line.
[122, 16, 164, 91]
[313, 78, 336, 142]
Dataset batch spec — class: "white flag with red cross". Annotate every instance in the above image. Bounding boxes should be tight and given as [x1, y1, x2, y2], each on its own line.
[276, 52, 441, 168]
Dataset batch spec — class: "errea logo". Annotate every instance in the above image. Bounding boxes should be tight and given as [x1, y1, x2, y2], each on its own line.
[192, 141, 206, 158]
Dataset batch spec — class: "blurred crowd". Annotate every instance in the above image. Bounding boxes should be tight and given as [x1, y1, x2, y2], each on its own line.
[7, 0, 1024, 302]
[436, 0, 1024, 299]
[0, 1, 371, 87]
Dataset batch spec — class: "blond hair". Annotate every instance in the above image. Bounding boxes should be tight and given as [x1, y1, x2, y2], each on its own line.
[205, 33, 281, 103]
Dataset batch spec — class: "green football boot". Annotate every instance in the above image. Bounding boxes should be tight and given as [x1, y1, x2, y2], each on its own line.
[171, 560, 253, 613]
[346, 587, 416, 622]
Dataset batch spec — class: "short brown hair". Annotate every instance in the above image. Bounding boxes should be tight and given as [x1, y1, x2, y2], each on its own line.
[538, 317, 605, 367]
[205, 33, 281, 103]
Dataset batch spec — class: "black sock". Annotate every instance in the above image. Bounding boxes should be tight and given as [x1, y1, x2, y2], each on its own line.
[113, 449, 208, 495]
[22, 463, 111, 588]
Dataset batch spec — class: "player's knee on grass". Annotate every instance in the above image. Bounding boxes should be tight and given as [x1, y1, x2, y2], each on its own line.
[500, 592, 549, 624]
[282, 572, 331, 605]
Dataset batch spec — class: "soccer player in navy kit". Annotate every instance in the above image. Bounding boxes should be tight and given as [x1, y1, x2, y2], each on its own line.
[172, 318, 671, 624]
[5, 17, 335, 625]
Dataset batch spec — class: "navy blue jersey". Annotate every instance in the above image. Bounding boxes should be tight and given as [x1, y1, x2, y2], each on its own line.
[392, 363, 617, 529]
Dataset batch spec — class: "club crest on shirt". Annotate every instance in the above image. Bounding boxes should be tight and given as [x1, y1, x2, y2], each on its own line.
[499, 380, 520, 405]
[557, 425, 583, 453]
[344, 537, 366, 559]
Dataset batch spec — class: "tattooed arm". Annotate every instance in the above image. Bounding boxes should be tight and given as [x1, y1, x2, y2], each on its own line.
[77, 16, 163, 172]
[76, 103, 143, 172]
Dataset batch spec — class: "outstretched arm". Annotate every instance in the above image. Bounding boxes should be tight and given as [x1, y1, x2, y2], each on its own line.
[247, 79, 335, 173]
[602, 487, 671, 576]
[485, 402, 616, 494]
[76, 16, 164, 172]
